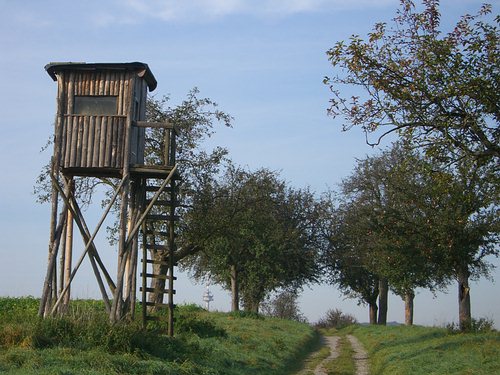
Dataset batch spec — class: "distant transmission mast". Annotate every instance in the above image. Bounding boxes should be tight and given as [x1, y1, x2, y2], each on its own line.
[203, 285, 214, 311]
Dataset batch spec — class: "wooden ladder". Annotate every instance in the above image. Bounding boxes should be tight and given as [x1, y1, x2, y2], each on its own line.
[140, 180, 178, 336]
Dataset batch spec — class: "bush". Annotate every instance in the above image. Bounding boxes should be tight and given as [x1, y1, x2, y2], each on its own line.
[445, 317, 496, 334]
[261, 291, 307, 323]
[315, 308, 357, 329]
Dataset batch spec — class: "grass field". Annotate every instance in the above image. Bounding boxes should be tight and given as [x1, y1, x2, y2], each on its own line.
[1, 297, 499, 374]
[0, 297, 318, 374]
[344, 324, 500, 375]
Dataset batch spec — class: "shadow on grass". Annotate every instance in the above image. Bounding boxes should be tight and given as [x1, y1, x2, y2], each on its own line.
[283, 329, 322, 374]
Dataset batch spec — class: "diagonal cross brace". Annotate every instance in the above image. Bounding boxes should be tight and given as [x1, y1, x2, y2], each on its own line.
[49, 173, 127, 315]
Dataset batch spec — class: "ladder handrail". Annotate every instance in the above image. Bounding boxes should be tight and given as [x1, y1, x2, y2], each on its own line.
[124, 163, 178, 250]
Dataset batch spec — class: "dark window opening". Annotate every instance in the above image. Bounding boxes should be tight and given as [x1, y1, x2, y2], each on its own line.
[74, 96, 118, 115]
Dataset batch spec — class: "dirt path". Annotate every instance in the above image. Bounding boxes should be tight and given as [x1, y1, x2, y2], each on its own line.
[302, 334, 369, 375]
[347, 335, 369, 375]
[313, 336, 340, 375]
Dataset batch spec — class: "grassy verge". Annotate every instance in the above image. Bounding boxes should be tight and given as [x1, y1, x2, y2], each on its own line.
[0, 297, 317, 375]
[348, 324, 500, 375]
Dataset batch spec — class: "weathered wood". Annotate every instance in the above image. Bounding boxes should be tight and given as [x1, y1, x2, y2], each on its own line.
[99, 117, 106, 167]
[141, 221, 148, 328]
[93, 117, 101, 167]
[67, 72, 74, 113]
[69, 116, 78, 167]
[111, 77, 134, 322]
[38, 202, 68, 317]
[49, 173, 126, 315]
[124, 165, 178, 251]
[86, 116, 94, 167]
[140, 287, 175, 294]
[168, 178, 177, 337]
[76, 116, 84, 167]
[44, 62, 172, 328]
[62, 178, 74, 309]
[105, 117, 112, 166]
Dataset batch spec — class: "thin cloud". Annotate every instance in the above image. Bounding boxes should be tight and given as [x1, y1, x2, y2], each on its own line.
[120, 0, 397, 22]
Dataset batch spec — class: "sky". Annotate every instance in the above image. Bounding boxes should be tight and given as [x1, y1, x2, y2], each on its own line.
[0, 0, 498, 327]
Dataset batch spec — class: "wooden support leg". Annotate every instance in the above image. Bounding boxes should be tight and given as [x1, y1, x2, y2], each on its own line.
[48, 174, 125, 315]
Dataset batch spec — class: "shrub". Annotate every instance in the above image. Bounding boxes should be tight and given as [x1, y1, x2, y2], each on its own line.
[315, 308, 357, 329]
[261, 291, 307, 323]
[445, 317, 496, 334]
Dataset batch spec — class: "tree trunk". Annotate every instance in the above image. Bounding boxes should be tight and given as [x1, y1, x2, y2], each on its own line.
[378, 278, 388, 325]
[244, 299, 260, 313]
[369, 302, 378, 324]
[404, 290, 414, 326]
[230, 264, 239, 312]
[458, 269, 471, 331]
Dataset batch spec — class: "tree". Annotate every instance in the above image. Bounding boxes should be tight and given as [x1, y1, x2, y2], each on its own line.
[323, 144, 499, 329]
[181, 165, 321, 313]
[261, 290, 307, 322]
[325, 0, 499, 170]
[141, 89, 233, 306]
[422, 162, 499, 330]
[320, 197, 381, 324]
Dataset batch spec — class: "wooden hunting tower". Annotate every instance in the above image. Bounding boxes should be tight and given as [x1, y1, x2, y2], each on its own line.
[40, 62, 179, 335]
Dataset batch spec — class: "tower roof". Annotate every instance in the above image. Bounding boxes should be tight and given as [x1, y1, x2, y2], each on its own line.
[45, 62, 157, 91]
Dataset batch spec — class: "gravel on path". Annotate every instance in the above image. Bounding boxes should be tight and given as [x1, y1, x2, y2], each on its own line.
[313, 336, 340, 375]
[347, 334, 369, 375]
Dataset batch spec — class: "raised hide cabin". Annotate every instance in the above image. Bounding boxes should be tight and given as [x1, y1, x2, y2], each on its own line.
[45, 62, 158, 177]
[41, 62, 179, 336]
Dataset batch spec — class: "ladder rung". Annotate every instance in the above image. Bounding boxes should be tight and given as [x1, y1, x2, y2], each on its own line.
[142, 302, 171, 308]
[141, 302, 177, 309]
[141, 258, 170, 266]
[145, 243, 168, 251]
[146, 214, 180, 221]
[141, 273, 177, 280]
[140, 287, 176, 294]
[146, 199, 178, 206]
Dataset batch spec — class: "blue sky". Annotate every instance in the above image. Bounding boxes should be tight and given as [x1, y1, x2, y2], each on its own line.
[0, 0, 498, 326]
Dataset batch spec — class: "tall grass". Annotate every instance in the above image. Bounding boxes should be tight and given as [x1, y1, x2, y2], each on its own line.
[349, 324, 500, 375]
[0, 297, 317, 374]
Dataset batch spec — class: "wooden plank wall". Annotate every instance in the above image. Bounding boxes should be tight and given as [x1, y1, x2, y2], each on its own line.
[57, 70, 135, 169]
[129, 77, 148, 165]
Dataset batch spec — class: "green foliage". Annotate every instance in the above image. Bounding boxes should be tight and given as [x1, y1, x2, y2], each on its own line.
[0, 297, 317, 375]
[446, 317, 496, 334]
[325, 0, 499, 169]
[315, 309, 357, 330]
[350, 324, 500, 375]
[181, 164, 321, 311]
[321, 142, 499, 328]
[261, 290, 307, 322]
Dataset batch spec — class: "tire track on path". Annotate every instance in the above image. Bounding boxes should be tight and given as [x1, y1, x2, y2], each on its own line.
[313, 336, 340, 375]
[347, 334, 369, 375]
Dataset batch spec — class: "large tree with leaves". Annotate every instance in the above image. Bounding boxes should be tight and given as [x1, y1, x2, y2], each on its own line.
[181, 165, 321, 312]
[322, 144, 498, 328]
[320, 197, 381, 324]
[324, 0, 499, 171]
